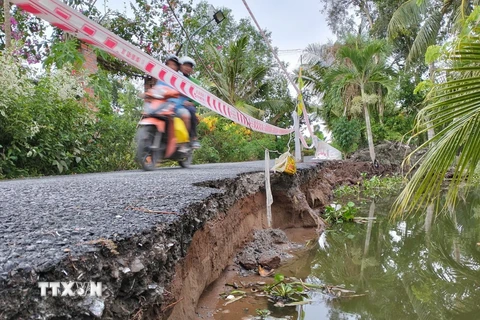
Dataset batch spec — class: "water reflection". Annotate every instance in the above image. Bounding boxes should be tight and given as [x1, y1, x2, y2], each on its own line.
[282, 190, 480, 320]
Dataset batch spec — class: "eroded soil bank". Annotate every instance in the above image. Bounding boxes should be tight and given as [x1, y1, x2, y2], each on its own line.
[166, 159, 399, 320]
[0, 157, 399, 320]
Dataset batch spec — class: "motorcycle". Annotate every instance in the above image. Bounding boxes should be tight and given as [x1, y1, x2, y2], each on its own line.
[135, 84, 193, 171]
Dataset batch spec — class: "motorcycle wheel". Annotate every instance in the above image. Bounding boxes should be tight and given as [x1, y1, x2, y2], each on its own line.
[136, 125, 161, 171]
[178, 150, 193, 168]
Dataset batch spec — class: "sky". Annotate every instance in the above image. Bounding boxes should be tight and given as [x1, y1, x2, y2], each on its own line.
[102, 0, 336, 72]
[97, 0, 337, 73]
[191, 0, 336, 72]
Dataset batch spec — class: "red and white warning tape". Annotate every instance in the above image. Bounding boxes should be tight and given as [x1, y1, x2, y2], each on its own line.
[11, 0, 294, 136]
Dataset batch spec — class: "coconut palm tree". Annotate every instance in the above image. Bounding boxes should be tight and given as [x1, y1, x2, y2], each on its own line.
[298, 42, 339, 132]
[203, 35, 269, 119]
[391, 14, 480, 216]
[388, 0, 479, 65]
[302, 36, 395, 163]
[387, 0, 478, 140]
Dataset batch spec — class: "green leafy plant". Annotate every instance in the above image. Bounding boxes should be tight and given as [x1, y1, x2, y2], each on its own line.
[331, 117, 362, 156]
[193, 116, 288, 164]
[333, 184, 360, 198]
[363, 175, 403, 198]
[255, 309, 271, 319]
[333, 174, 404, 199]
[43, 39, 85, 70]
[324, 201, 357, 223]
[264, 274, 307, 304]
[0, 53, 141, 179]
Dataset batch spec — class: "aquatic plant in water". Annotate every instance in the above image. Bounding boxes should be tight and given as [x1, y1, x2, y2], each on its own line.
[264, 274, 309, 306]
[333, 173, 404, 199]
[324, 201, 357, 224]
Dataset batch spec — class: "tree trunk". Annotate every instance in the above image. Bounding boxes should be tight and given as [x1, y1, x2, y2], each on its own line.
[358, 0, 374, 30]
[352, 0, 374, 30]
[427, 62, 436, 140]
[4, 0, 11, 49]
[377, 86, 384, 125]
[361, 85, 376, 163]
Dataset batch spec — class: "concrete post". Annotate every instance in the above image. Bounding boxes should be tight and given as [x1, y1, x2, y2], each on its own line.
[293, 111, 301, 162]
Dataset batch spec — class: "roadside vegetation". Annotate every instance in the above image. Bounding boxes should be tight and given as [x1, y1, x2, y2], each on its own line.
[323, 173, 404, 224]
[333, 173, 404, 200]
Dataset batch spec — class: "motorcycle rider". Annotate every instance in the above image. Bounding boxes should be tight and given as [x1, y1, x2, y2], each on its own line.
[178, 56, 201, 149]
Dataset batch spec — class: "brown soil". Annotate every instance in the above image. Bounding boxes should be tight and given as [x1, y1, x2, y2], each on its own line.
[195, 227, 318, 320]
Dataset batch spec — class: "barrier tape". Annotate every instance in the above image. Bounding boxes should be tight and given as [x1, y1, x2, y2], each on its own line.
[11, 0, 294, 136]
[299, 132, 314, 149]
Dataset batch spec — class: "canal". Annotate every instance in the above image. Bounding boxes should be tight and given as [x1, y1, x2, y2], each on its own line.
[205, 188, 480, 319]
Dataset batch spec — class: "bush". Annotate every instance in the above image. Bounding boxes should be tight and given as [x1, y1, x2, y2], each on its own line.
[194, 116, 289, 163]
[75, 114, 138, 173]
[0, 51, 140, 179]
[331, 117, 362, 155]
[0, 52, 91, 177]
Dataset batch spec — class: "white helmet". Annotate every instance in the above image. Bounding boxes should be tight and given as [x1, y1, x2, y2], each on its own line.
[179, 56, 196, 67]
[164, 54, 179, 65]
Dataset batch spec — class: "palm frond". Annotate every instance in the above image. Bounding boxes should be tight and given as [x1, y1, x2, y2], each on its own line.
[362, 40, 390, 59]
[301, 43, 336, 67]
[451, 0, 473, 30]
[235, 100, 264, 119]
[407, 11, 444, 63]
[298, 65, 326, 95]
[387, 0, 429, 39]
[254, 99, 293, 113]
[392, 30, 480, 217]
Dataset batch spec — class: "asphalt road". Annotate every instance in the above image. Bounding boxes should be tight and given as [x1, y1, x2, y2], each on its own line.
[0, 158, 320, 277]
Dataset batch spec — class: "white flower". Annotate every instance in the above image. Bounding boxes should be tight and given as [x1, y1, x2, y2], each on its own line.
[0, 54, 35, 99]
[330, 203, 342, 211]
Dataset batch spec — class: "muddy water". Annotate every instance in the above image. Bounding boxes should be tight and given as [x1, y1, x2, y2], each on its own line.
[196, 228, 318, 319]
[197, 189, 480, 320]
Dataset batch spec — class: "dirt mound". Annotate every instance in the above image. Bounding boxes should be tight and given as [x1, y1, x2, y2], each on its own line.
[349, 141, 416, 167]
[235, 229, 300, 271]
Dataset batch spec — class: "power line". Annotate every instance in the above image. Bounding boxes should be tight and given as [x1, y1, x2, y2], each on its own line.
[278, 49, 303, 52]
[241, 0, 315, 141]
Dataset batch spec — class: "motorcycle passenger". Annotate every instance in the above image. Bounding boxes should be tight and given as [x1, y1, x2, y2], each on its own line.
[178, 56, 201, 149]
[149, 54, 191, 135]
